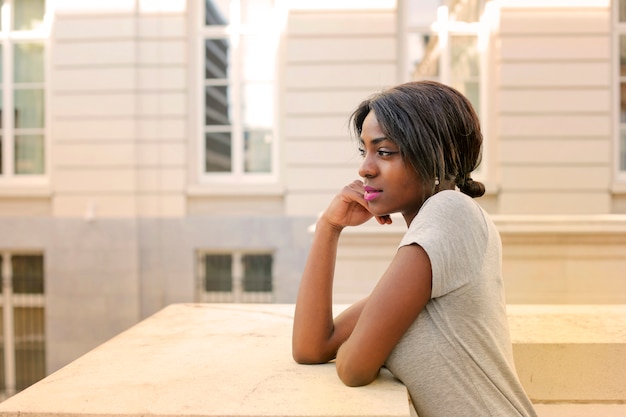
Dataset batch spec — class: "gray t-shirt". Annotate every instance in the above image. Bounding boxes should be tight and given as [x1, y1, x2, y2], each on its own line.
[385, 190, 536, 417]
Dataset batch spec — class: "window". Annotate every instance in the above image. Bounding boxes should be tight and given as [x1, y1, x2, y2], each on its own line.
[407, 0, 485, 116]
[196, 251, 274, 303]
[0, 0, 47, 179]
[405, 0, 488, 175]
[0, 252, 45, 400]
[617, 0, 626, 173]
[403, 0, 441, 82]
[200, 0, 280, 182]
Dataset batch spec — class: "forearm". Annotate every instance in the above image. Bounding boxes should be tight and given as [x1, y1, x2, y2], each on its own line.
[293, 182, 375, 364]
[292, 220, 347, 363]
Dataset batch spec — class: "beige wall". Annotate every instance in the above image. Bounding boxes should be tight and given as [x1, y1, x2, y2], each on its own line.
[495, 4, 613, 215]
[332, 215, 626, 305]
[9, 1, 621, 219]
[283, 10, 399, 217]
[50, 3, 188, 218]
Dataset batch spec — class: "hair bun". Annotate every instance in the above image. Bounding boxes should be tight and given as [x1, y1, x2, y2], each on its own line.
[459, 177, 485, 198]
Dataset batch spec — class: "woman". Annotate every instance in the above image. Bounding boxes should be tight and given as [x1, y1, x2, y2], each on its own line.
[292, 81, 537, 417]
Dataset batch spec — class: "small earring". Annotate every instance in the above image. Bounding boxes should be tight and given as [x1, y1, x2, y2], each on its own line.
[434, 177, 440, 186]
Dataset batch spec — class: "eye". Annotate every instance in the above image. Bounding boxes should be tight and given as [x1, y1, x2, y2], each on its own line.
[358, 147, 366, 157]
[377, 150, 399, 157]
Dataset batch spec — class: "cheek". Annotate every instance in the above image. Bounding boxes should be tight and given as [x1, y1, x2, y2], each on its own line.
[403, 173, 425, 199]
[399, 167, 421, 188]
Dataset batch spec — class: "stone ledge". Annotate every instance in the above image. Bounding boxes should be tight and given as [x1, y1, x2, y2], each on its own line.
[534, 403, 626, 417]
[507, 305, 626, 403]
[0, 304, 411, 417]
[0, 304, 624, 417]
[334, 214, 626, 236]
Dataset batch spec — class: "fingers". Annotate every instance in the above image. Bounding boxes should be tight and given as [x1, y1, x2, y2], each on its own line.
[347, 181, 392, 226]
[345, 180, 365, 197]
[340, 180, 368, 208]
[331, 180, 393, 227]
[375, 215, 392, 225]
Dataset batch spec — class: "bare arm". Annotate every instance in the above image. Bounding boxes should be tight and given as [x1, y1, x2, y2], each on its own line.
[292, 219, 368, 364]
[335, 243, 432, 386]
[292, 180, 431, 388]
[292, 181, 384, 363]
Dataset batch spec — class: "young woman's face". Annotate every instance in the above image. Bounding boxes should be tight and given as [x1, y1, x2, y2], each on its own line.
[358, 110, 425, 225]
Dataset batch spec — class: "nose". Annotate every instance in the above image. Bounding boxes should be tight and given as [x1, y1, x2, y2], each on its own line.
[358, 151, 377, 179]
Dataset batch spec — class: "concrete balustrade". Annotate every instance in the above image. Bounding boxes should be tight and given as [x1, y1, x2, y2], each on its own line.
[0, 304, 410, 417]
[332, 215, 626, 305]
[0, 303, 624, 417]
[509, 305, 626, 403]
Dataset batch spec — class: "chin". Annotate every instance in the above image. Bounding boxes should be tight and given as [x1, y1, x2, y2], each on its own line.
[369, 207, 393, 218]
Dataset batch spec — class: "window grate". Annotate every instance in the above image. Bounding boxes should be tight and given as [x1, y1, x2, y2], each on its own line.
[197, 251, 274, 303]
[0, 252, 46, 400]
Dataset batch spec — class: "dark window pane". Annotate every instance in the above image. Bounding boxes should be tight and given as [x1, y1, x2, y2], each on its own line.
[205, 131, 231, 172]
[12, 255, 44, 294]
[243, 254, 272, 292]
[205, 86, 230, 125]
[0, 307, 4, 392]
[205, 39, 228, 80]
[204, 255, 232, 292]
[206, 0, 229, 25]
[621, 36, 626, 77]
[14, 307, 45, 391]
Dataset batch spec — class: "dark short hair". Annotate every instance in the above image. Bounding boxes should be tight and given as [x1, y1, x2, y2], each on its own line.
[350, 80, 485, 198]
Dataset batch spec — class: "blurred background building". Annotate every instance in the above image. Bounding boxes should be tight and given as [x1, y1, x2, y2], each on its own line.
[0, 0, 624, 400]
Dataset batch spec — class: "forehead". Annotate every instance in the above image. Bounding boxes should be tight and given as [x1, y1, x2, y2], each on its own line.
[360, 111, 386, 140]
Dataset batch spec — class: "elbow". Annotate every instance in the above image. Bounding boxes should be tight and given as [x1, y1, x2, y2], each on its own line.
[336, 357, 378, 387]
[292, 342, 330, 365]
[292, 350, 318, 365]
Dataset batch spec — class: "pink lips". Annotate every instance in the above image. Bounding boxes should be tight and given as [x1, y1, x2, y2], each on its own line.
[363, 186, 381, 202]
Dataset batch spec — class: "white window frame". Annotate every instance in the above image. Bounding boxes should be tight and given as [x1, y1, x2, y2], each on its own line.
[613, 0, 626, 182]
[0, 0, 50, 185]
[196, 250, 274, 303]
[0, 251, 45, 400]
[196, 0, 282, 185]
[402, 0, 493, 184]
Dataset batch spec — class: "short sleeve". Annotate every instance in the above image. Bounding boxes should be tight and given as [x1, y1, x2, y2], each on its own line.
[398, 190, 489, 298]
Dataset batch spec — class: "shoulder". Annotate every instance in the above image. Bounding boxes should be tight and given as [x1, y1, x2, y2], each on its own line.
[401, 190, 490, 247]
[401, 193, 495, 298]
[422, 189, 478, 212]
[415, 190, 485, 228]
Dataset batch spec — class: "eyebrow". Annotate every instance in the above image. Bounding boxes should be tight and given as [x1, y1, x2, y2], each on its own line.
[359, 137, 390, 146]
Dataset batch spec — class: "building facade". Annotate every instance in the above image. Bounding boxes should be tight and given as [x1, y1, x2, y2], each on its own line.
[0, 0, 624, 399]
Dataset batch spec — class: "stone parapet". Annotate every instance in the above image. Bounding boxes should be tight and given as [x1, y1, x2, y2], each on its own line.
[0, 304, 410, 417]
[0, 303, 624, 417]
[508, 304, 626, 403]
